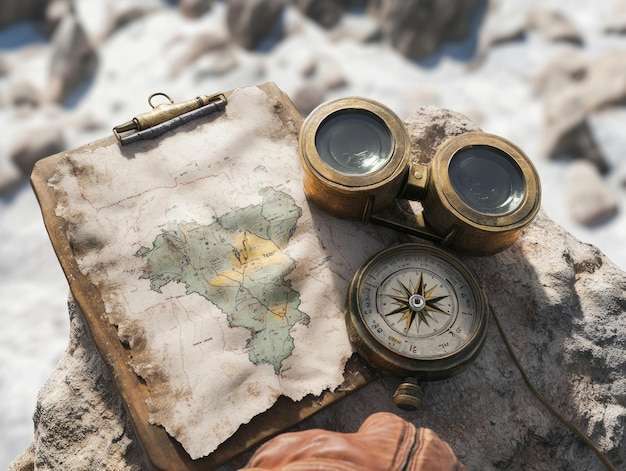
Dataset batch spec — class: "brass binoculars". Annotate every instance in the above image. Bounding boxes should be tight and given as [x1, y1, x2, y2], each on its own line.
[299, 97, 541, 255]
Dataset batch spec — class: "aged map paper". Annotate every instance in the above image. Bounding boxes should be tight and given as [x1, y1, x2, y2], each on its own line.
[47, 85, 397, 459]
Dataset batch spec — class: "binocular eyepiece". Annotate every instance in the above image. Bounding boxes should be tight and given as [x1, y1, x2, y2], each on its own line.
[299, 97, 541, 255]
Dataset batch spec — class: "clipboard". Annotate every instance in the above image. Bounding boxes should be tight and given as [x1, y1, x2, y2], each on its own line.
[30, 82, 380, 470]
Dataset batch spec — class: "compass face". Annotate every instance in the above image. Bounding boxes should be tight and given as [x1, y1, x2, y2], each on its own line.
[349, 244, 487, 374]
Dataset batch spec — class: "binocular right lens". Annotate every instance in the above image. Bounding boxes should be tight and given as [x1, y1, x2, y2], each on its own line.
[448, 145, 525, 216]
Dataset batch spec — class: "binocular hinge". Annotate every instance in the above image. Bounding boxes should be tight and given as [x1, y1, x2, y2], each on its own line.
[399, 162, 429, 201]
[370, 200, 442, 242]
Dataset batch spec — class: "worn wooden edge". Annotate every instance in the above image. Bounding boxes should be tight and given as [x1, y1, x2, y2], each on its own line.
[30, 82, 379, 470]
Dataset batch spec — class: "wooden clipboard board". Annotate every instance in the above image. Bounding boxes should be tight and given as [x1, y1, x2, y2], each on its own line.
[30, 82, 379, 470]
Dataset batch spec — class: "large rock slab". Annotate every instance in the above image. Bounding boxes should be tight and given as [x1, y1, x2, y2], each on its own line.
[10, 106, 626, 471]
[0, 0, 49, 31]
[226, 0, 285, 50]
[369, 0, 482, 60]
[9, 297, 144, 470]
[566, 160, 619, 226]
[45, 14, 98, 104]
[536, 51, 626, 163]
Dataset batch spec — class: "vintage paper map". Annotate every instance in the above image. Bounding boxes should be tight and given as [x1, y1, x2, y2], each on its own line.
[48, 85, 397, 459]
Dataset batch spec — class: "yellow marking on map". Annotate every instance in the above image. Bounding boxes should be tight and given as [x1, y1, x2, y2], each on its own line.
[209, 231, 289, 288]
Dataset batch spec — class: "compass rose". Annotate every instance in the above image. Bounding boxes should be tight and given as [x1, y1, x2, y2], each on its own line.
[384, 272, 449, 334]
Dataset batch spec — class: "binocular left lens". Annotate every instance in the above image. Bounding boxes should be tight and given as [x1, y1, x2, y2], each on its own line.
[299, 97, 411, 221]
[315, 110, 393, 176]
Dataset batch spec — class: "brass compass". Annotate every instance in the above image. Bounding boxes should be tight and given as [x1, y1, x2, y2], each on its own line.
[345, 242, 488, 410]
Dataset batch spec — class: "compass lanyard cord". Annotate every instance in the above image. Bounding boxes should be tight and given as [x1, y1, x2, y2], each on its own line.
[488, 304, 617, 471]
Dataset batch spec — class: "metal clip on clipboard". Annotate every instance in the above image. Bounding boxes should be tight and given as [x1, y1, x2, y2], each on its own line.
[113, 92, 227, 145]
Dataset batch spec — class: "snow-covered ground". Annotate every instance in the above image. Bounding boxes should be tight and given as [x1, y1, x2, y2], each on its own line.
[2, 1, 625, 467]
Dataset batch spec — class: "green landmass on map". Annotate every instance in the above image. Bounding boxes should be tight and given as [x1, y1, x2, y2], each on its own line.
[135, 187, 309, 374]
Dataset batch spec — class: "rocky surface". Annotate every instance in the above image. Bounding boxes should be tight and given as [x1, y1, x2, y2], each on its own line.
[10, 297, 144, 471]
[566, 160, 619, 226]
[535, 51, 626, 167]
[368, 0, 483, 60]
[9, 106, 626, 471]
[2, 0, 625, 222]
[3, 0, 626, 469]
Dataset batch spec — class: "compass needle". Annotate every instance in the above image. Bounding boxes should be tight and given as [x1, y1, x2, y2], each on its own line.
[424, 299, 449, 316]
[424, 285, 437, 298]
[399, 280, 413, 298]
[399, 310, 415, 333]
[415, 273, 424, 298]
[385, 305, 409, 317]
[417, 311, 431, 328]
[346, 243, 488, 406]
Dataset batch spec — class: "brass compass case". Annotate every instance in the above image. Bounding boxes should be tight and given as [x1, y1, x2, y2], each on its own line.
[345, 243, 489, 383]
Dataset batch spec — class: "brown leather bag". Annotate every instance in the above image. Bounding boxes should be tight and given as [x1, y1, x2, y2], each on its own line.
[241, 412, 468, 471]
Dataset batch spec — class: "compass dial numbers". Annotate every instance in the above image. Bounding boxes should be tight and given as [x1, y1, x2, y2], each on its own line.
[357, 251, 480, 360]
